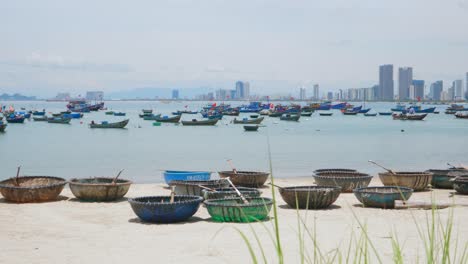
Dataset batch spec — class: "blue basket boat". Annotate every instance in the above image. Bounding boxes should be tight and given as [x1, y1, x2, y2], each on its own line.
[353, 186, 413, 209]
[128, 195, 203, 223]
[163, 170, 212, 185]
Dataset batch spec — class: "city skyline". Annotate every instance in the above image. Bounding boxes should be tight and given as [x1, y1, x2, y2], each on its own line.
[1, 1, 468, 97]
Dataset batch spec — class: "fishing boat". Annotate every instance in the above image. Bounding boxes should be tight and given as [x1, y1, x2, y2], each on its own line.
[268, 111, 285, 117]
[455, 112, 468, 119]
[33, 116, 48, 121]
[364, 113, 377, 117]
[243, 125, 260, 131]
[379, 112, 392, 116]
[0, 122, 6, 132]
[207, 114, 223, 120]
[89, 119, 129, 128]
[222, 110, 240, 116]
[331, 102, 348, 110]
[280, 114, 300, 121]
[143, 114, 161, 121]
[113, 112, 126, 116]
[319, 112, 333, 116]
[62, 113, 83, 119]
[0, 175, 67, 203]
[51, 113, 62, 117]
[392, 113, 427, 120]
[342, 110, 358, 115]
[447, 104, 468, 111]
[181, 119, 219, 126]
[233, 116, 264, 124]
[218, 170, 270, 187]
[155, 115, 182, 123]
[358, 108, 371, 114]
[142, 109, 153, 114]
[32, 110, 46, 116]
[69, 177, 132, 201]
[391, 103, 407, 112]
[259, 109, 271, 115]
[6, 115, 25, 123]
[445, 110, 457, 115]
[105, 111, 114, 115]
[47, 117, 71, 124]
[412, 106, 436, 113]
[300, 111, 313, 116]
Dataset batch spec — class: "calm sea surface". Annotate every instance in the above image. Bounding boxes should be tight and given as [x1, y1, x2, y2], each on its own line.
[0, 101, 467, 183]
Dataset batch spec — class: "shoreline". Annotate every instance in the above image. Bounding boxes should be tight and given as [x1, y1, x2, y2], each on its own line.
[1, 178, 467, 263]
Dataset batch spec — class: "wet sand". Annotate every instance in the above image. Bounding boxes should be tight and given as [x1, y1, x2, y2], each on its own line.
[1, 177, 467, 263]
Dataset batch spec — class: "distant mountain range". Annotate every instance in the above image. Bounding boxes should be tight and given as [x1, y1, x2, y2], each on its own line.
[107, 87, 215, 99]
[0, 93, 37, 100]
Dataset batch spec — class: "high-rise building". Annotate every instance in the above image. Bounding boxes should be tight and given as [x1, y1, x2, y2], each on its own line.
[229, 90, 237, 100]
[299, 87, 306, 100]
[454, 80, 463, 101]
[412, 80, 424, 100]
[327, 92, 333, 100]
[171, 89, 179, 100]
[313, 84, 319, 100]
[448, 85, 455, 101]
[235, 81, 244, 99]
[398, 67, 413, 100]
[85, 91, 104, 101]
[466, 73, 468, 97]
[379, 64, 394, 100]
[244, 82, 250, 99]
[429, 81, 443, 101]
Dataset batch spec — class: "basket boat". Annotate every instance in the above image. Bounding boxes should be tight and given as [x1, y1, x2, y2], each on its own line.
[353, 186, 413, 208]
[378, 172, 432, 191]
[278, 186, 341, 209]
[0, 176, 66, 203]
[243, 125, 260, 131]
[163, 171, 211, 185]
[218, 171, 270, 188]
[204, 197, 273, 222]
[170, 180, 229, 196]
[313, 169, 357, 174]
[69, 177, 132, 201]
[426, 169, 467, 189]
[313, 171, 372, 193]
[453, 176, 468, 195]
[202, 187, 261, 200]
[128, 195, 203, 223]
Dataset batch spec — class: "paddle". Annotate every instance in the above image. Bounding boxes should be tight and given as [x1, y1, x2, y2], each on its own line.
[14, 166, 21, 186]
[268, 182, 284, 189]
[227, 159, 238, 174]
[368, 160, 396, 174]
[197, 185, 218, 192]
[112, 169, 124, 184]
[225, 177, 249, 204]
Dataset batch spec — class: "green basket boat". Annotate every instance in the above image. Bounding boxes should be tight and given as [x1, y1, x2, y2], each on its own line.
[204, 197, 273, 223]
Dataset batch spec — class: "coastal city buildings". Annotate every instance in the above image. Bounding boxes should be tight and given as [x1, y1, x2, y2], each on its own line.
[379, 64, 394, 100]
[172, 89, 179, 100]
[429, 81, 443, 101]
[85, 91, 104, 101]
[411, 80, 424, 100]
[398, 67, 413, 100]
[453, 80, 464, 101]
[235, 81, 250, 99]
[313, 84, 319, 100]
[299, 87, 306, 100]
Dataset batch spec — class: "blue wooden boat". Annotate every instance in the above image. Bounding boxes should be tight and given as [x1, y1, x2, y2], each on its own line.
[331, 102, 347, 110]
[113, 112, 126, 116]
[391, 103, 406, 112]
[358, 108, 371, 114]
[364, 113, 377, 117]
[379, 112, 392, 116]
[6, 115, 25, 123]
[128, 195, 203, 223]
[354, 186, 413, 208]
[207, 114, 223, 120]
[62, 113, 83, 119]
[317, 102, 332, 110]
[32, 111, 46, 116]
[163, 170, 211, 185]
[414, 107, 436, 113]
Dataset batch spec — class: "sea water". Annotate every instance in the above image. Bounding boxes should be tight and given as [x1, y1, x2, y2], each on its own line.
[0, 101, 467, 183]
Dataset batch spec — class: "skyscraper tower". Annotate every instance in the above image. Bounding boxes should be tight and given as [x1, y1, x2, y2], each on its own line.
[398, 67, 413, 100]
[379, 65, 394, 100]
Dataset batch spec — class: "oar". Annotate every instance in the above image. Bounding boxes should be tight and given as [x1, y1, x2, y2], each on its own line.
[368, 160, 396, 174]
[14, 166, 21, 186]
[227, 159, 238, 174]
[197, 185, 218, 192]
[225, 177, 249, 204]
[268, 182, 284, 189]
[112, 169, 124, 184]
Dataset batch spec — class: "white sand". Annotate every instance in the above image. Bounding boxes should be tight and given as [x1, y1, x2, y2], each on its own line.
[1, 178, 467, 263]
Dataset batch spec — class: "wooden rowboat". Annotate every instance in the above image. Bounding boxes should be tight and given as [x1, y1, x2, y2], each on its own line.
[89, 119, 129, 128]
[280, 114, 300, 121]
[0, 176, 66, 203]
[243, 125, 260, 131]
[455, 113, 468, 119]
[233, 116, 264, 124]
[181, 119, 219, 126]
[69, 177, 132, 201]
[319, 112, 333, 116]
[155, 115, 182, 123]
[392, 113, 427, 120]
[47, 117, 71, 124]
[33, 116, 48, 121]
[218, 170, 270, 188]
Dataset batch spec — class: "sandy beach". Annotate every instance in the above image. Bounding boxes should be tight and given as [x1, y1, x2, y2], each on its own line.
[1, 177, 467, 263]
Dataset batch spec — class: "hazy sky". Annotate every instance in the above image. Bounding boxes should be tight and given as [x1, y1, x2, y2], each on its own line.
[1, 0, 468, 97]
